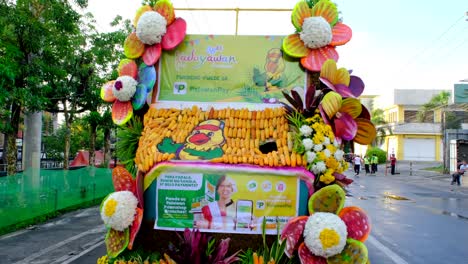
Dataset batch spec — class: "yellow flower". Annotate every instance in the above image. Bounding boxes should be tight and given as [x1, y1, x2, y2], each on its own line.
[319, 228, 341, 249]
[317, 151, 326, 161]
[104, 199, 118, 217]
[326, 157, 339, 170]
[326, 144, 337, 153]
[313, 133, 325, 144]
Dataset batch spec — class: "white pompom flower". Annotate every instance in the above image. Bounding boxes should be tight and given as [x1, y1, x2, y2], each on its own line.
[100, 191, 138, 231]
[324, 149, 331, 158]
[306, 151, 316, 163]
[136, 11, 167, 45]
[311, 161, 327, 174]
[323, 137, 331, 146]
[300, 17, 332, 49]
[304, 212, 347, 258]
[300, 125, 313, 137]
[113, 76, 137, 102]
[333, 139, 340, 147]
[334, 150, 344, 161]
[314, 144, 323, 152]
[303, 138, 314, 151]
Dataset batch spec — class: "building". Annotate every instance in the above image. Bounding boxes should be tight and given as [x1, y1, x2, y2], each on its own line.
[374, 89, 451, 161]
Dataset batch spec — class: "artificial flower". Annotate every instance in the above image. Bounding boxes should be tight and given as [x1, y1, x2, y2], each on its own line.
[101, 191, 138, 231]
[306, 151, 316, 163]
[323, 149, 331, 158]
[112, 76, 138, 102]
[323, 137, 331, 146]
[303, 138, 314, 151]
[313, 144, 323, 152]
[320, 59, 365, 98]
[125, 0, 187, 65]
[282, 0, 352, 71]
[300, 125, 313, 137]
[312, 161, 326, 174]
[334, 149, 344, 161]
[282, 185, 371, 263]
[304, 212, 347, 257]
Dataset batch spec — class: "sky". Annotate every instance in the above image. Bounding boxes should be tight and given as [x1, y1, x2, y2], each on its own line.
[83, 0, 468, 96]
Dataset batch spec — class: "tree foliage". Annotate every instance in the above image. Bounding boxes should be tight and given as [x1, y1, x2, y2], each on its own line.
[371, 108, 392, 147]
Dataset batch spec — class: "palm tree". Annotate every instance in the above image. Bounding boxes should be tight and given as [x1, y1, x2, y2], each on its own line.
[371, 108, 392, 147]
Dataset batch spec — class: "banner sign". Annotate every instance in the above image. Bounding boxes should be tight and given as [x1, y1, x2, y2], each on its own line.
[154, 171, 299, 234]
[157, 35, 306, 104]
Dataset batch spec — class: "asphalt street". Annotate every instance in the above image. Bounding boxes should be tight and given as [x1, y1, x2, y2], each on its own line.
[1, 162, 467, 263]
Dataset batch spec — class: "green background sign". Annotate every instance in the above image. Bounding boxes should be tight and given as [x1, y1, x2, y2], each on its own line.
[157, 35, 306, 103]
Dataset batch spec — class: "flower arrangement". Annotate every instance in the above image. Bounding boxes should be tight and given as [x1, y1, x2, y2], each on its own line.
[289, 112, 349, 186]
[100, 191, 138, 231]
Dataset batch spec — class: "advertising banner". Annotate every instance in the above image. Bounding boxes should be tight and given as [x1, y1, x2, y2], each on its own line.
[157, 35, 306, 104]
[154, 171, 299, 234]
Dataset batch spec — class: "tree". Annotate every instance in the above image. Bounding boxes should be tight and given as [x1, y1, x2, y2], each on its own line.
[371, 108, 392, 147]
[417, 91, 451, 122]
[0, 0, 87, 175]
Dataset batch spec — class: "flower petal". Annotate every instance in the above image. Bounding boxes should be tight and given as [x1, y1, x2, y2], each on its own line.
[334, 112, 357, 140]
[354, 118, 377, 145]
[132, 84, 148, 110]
[118, 59, 138, 79]
[334, 67, 350, 86]
[319, 59, 337, 82]
[291, 0, 312, 31]
[308, 184, 346, 214]
[112, 101, 133, 126]
[319, 77, 336, 91]
[311, 0, 338, 26]
[161, 17, 186, 50]
[128, 207, 143, 250]
[327, 239, 369, 264]
[101, 81, 116, 102]
[143, 43, 162, 66]
[339, 206, 371, 242]
[321, 91, 342, 119]
[340, 98, 362, 118]
[138, 63, 157, 93]
[124, 33, 145, 59]
[105, 228, 129, 259]
[282, 34, 310, 58]
[133, 5, 153, 28]
[358, 105, 371, 120]
[334, 84, 355, 98]
[301, 46, 339, 72]
[112, 166, 136, 193]
[281, 216, 309, 258]
[319, 105, 331, 125]
[298, 243, 327, 264]
[349, 75, 365, 97]
[331, 23, 352, 46]
[154, 0, 175, 25]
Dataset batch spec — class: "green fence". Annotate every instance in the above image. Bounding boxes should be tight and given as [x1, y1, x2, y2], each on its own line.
[0, 167, 114, 231]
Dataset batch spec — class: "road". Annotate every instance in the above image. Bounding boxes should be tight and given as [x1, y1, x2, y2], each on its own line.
[1, 162, 468, 263]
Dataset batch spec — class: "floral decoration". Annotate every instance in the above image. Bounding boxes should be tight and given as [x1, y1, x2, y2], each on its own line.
[100, 191, 138, 231]
[282, 0, 352, 72]
[101, 0, 187, 126]
[281, 184, 371, 263]
[289, 112, 349, 186]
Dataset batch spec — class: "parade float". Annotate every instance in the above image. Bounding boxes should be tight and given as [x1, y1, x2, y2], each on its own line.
[98, 0, 376, 263]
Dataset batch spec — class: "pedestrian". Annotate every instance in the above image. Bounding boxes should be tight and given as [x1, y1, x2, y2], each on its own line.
[389, 154, 397, 175]
[451, 160, 467, 186]
[371, 154, 378, 174]
[354, 155, 362, 176]
[364, 155, 370, 175]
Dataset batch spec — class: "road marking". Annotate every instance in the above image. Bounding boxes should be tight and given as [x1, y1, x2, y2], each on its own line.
[0, 229, 29, 241]
[12, 226, 106, 264]
[367, 235, 409, 264]
[51, 236, 104, 264]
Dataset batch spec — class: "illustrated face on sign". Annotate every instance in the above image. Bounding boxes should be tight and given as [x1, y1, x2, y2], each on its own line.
[185, 119, 225, 150]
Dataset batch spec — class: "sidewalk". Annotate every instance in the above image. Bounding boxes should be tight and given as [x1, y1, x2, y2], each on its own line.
[360, 161, 468, 195]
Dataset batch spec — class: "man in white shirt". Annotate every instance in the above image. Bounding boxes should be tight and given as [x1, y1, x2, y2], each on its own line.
[451, 160, 467, 186]
[353, 155, 362, 176]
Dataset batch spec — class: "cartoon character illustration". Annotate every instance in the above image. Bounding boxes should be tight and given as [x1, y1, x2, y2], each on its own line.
[265, 48, 285, 82]
[157, 119, 225, 160]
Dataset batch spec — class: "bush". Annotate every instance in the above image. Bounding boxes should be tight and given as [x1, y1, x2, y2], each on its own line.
[366, 147, 387, 164]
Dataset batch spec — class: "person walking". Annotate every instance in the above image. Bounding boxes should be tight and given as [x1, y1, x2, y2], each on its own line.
[363, 155, 370, 175]
[451, 160, 467, 186]
[354, 155, 362, 176]
[389, 154, 397, 175]
[371, 154, 378, 174]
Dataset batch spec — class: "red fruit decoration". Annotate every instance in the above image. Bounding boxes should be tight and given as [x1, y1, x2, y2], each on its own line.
[281, 216, 309, 257]
[128, 207, 144, 250]
[298, 243, 327, 264]
[339, 206, 371, 242]
[112, 165, 136, 194]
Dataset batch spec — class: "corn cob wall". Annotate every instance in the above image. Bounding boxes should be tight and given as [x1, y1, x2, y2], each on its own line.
[135, 106, 305, 173]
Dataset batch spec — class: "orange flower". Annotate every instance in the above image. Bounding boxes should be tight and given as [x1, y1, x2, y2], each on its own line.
[282, 0, 352, 72]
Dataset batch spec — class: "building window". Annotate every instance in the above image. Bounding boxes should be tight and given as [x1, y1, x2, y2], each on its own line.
[404, 110, 418, 122]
